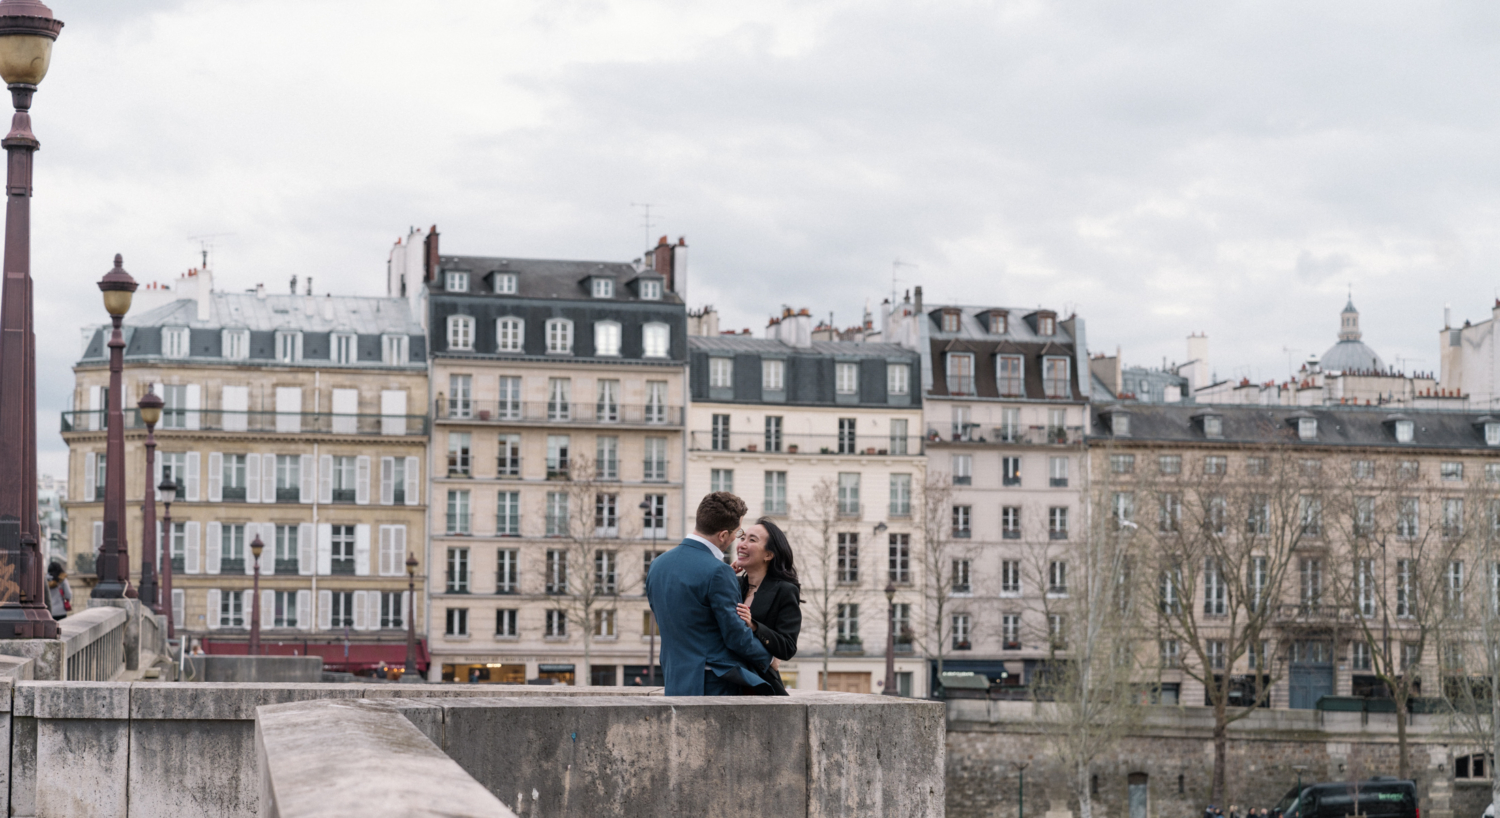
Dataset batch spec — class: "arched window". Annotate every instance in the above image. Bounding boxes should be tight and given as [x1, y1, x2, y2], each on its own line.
[496, 317, 524, 353]
[642, 323, 670, 358]
[594, 321, 621, 356]
[545, 318, 573, 354]
[447, 315, 474, 351]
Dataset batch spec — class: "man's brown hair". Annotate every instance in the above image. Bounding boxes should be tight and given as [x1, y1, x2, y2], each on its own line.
[695, 492, 748, 536]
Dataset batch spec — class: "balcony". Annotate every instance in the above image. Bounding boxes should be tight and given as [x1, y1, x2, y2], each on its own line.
[946, 376, 976, 396]
[62, 409, 427, 436]
[436, 400, 683, 427]
[1275, 603, 1353, 626]
[690, 431, 922, 456]
[927, 426, 1083, 447]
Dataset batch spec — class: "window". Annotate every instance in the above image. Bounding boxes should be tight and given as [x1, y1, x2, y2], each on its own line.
[445, 270, 469, 291]
[838, 418, 857, 454]
[988, 311, 1008, 334]
[220, 454, 246, 501]
[496, 318, 523, 353]
[1002, 614, 1021, 649]
[889, 474, 912, 517]
[1297, 417, 1317, 440]
[547, 378, 571, 421]
[1048, 560, 1068, 596]
[546, 610, 567, 638]
[1002, 456, 1021, 486]
[495, 609, 518, 637]
[222, 329, 249, 361]
[946, 352, 974, 395]
[764, 416, 782, 452]
[1299, 558, 1323, 608]
[1204, 456, 1227, 475]
[639, 278, 662, 300]
[836, 363, 859, 395]
[888, 534, 910, 583]
[837, 533, 859, 583]
[838, 604, 861, 644]
[642, 494, 666, 536]
[1442, 461, 1464, 481]
[764, 472, 788, 515]
[594, 321, 621, 356]
[1110, 455, 1135, 475]
[1299, 495, 1322, 537]
[1353, 459, 1375, 480]
[710, 469, 733, 494]
[328, 525, 355, 575]
[545, 493, 569, 537]
[997, 355, 1023, 396]
[642, 323, 669, 358]
[163, 327, 189, 359]
[890, 418, 908, 454]
[448, 374, 472, 418]
[644, 438, 667, 481]
[497, 434, 521, 478]
[1158, 493, 1181, 532]
[1398, 460, 1419, 480]
[645, 381, 667, 424]
[1400, 641, 1420, 668]
[887, 363, 909, 395]
[496, 492, 520, 537]
[1300, 458, 1322, 478]
[1113, 492, 1135, 526]
[274, 525, 298, 573]
[333, 333, 356, 365]
[593, 609, 616, 637]
[492, 271, 517, 294]
[1207, 640, 1226, 671]
[1038, 314, 1056, 335]
[1047, 408, 1066, 442]
[1250, 556, 1267, 613]
[837, 473, 860, 516]
[1042, 357, 1070, 398]
[1001, 560, 1021, 595]
[446, 490, 471, 534]
[445, 607, 468, 636]
[446, 547, 470, 593]
[1049, 507, 1069, 540]
[595, 494, 618, 537]
[1202, 415, 1223, 438]
[952, 505, 971, 538]
[1448, 560, 1466, 616]
[545, 319, 573, 354]
[1002, 506, 1021, 539]
[447, 432, 472, 476]
[595, 435, 618, 480]
[952, 406, 972, 441]
[595, 379, 620, 423]
[1159, 455, 1181, 475]
[219, 591, 244, 628]
[271, 591, 299, 629]
[1445, 498, 1465, 539]
[1398, 497, 1419, 538]
[952, 614, 971, 650]
[952, 454, 972, 485]
[588, 277, 614, 298]
[1159, 565, 1181, 614]
[220, 524, 246, 573]
[709, 357, 732, 388]
[952, 559, 972, 594]
[546, 435, 570, 478]
[711, 414, 730, 451]
[1160, 640, 1180, 668]
[1204, 557, 1226, 615]
[941, 311, 960, 332]
[1394, 558, 1414, 618]
[1048, 614, 1066, 649]
[1352, 495, 1375, 537]
[545, 550, 568, 594]
[594, 550, 618, 594]
[761, 359, 784, 391]
[446, 316, 474, 351]
[998, 407, 1021, 442]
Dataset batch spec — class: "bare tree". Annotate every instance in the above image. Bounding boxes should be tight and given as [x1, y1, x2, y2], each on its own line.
[793, 477, 860, 690]
[913, 472, 973, 678]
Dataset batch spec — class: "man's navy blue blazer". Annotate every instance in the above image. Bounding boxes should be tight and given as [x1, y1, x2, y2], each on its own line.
[645, 537, 773, 695]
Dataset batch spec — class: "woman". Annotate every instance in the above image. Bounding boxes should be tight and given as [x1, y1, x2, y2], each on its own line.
[732, 518, 802, 696]
[46, 562, 71, 621]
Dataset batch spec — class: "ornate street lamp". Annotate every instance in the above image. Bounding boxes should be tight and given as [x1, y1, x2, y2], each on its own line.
[883, 581, 899, 696]
[137, 391, 162, 612]
[0, 0, 62, 638]
[639, 499, 659, 686]
[248, 534, 264, 655]
[91, 255, 137, 599]
[158, 475, 176, 639]
[404, 552, 419, 679]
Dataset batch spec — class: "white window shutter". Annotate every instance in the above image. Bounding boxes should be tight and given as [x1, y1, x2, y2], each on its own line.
[317, 523, 332, 575]
[184, 522, 200, 574]
[88, 385, 102, 430]
[244, 531, 255, 576]
[185, 452, 201, 502]
[245, 454, 260, 503]
[300, 454, 314, 504]
[258, 524, 274, 576]
[401, 590, 411, 630]
[369, 592, 382, 631]
[185, 384, 201, 430]
[92, 521, 103, 556]
[379, 457, 394, 506]
[207, 453, 223, 503]
[206, 589, 220, 630]
[171, 589, 184, 629]
[352, 591, 368, 631]
[354, 524, 371, 576]
[317, 590, 332, 630]
[378, 526, 393, 577]
[380, 389, 407, 436]
[83, 452, 95, 502]
[242, 590, 254, 627]
[297, 522, 314, 576]
[319, 455, 333, 504]
[404, 457, 419, 506]
[394, 526, 407, 572]
[205, 522, 222, 575]
[261, 589, 274, 629]
[296, 589, 311, 630]
[261, 454, 275, 503]
[355, 456, 371, 505]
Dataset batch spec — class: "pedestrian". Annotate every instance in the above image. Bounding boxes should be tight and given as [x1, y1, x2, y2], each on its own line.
[45, 562, 70, 620]
[1229, 804, 1240, 818]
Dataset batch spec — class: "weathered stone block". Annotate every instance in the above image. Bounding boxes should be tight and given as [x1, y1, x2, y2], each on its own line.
[15, 681, 130, 719]
[806, 693, 945, 818]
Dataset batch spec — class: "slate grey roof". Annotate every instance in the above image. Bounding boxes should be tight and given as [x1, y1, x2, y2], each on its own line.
[124, 294, 423, 334]
[688, 335, 913, 359]
[924, 304, 1073, 344]
[1091, 403, 1500, 451]
[437, 255, 680, 304]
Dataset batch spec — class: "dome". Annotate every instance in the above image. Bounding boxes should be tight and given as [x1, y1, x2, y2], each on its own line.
[1320, 339, 1385, 373]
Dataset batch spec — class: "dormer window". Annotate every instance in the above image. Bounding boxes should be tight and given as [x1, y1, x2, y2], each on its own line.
[1105, 410, 1131, 437]
[941, 310, 961, 333]
[1487, 422, 1500, 447]
[275, 331, 303, 363]
[446, 315, 474, 351]
[988, 310, 1008, 334]
[1394, 420, 1414, 444]
[1297, 417, 1317, 440]
[445, 271, 469, 292]
[639, 279, 662, 300]
[333, 333, 357, 365]
[591, 278, 615, 299]
[163, 327, 189, 359]
[381, 335, 408, 365]
[545, 318, 573, 354]
[594, 321, 621, 356]
[1202, 415, 1223, 438]
[493, 273, 517, 295]
[221, 329, 249, 361]
[1039, 315, 1056, 336]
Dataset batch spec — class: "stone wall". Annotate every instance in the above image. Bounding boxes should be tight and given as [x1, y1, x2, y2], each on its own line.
[945, 700, 1492, 818]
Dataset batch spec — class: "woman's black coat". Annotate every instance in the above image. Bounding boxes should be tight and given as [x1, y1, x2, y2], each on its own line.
[739, 574, 802, 695]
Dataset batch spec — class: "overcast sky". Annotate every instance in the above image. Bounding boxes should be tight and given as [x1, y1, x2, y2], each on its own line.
[29, 0, 1500, 476]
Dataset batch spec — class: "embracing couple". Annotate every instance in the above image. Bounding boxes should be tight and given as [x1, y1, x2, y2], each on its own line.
[645, 492, 802, 696]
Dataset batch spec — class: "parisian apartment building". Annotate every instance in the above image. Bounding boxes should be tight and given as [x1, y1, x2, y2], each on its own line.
[916, 297, 1091, 692]
[62, 269, 431, 668]
[685, 307, 927, 696]
[413, 232, 689, 685]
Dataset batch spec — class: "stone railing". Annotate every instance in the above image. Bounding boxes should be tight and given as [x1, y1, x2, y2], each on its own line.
[61, 606, 127, 681]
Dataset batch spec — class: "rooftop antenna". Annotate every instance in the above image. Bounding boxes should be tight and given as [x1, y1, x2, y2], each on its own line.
[1281, 346, 1299, 381]
[891, 258, 918, 315]
[629, 203, 659, 254]
[187, 232, 235, 269]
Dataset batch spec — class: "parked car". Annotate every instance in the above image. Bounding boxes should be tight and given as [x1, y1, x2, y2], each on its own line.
[1272, 778, 1418, 818]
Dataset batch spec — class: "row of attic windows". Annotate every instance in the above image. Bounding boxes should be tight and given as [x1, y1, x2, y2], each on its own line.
[158, 328, 409, 365]
[443, 270, 662, 301]
[938, 309, 1056, 336]
[1104, 410, 1500, 448]
[445, 315, 670, 358]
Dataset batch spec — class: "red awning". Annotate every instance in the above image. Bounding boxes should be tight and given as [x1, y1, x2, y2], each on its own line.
[201, 639, 429, 674]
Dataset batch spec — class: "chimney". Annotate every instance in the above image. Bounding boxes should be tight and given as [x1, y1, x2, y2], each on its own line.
[306, 276, 313, 296]
[423, 225, 440, 283]
[913, 286, 923, 313]
[289, 275, 298, 294]
[255, 282, 265, 299]
[197, 268, 214, 319]
[673, 236, 687, 299]
[791, 308, 812, 347]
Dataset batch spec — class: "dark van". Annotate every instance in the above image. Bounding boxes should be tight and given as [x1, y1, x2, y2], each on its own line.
[1272, 778, 1419, 818]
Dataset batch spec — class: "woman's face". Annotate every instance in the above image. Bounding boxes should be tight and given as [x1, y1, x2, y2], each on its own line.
[735, 524, 775, 571]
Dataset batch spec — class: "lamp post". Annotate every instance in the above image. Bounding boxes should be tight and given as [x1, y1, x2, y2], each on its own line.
[883, 581, 899, 696]
[1014, 761, 1029, 818]
[0, 0, 61, 638]
[404, 552, 419, 679]
[91, 255, 137, 599]
[248, 534, 263, 655]
[137, 391, 162, 612]
[158, 476, 175, 639]
[640, 499, 659, 686]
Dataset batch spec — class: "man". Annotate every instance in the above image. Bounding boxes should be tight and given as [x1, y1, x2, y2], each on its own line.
[645, 492, 773, 695]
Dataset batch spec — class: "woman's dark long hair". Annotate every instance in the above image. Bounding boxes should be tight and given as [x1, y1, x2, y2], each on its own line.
[754, 518, 801, 590]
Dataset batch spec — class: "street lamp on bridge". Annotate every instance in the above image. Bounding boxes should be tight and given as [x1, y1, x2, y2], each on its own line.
[91, 255, 137, 599]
